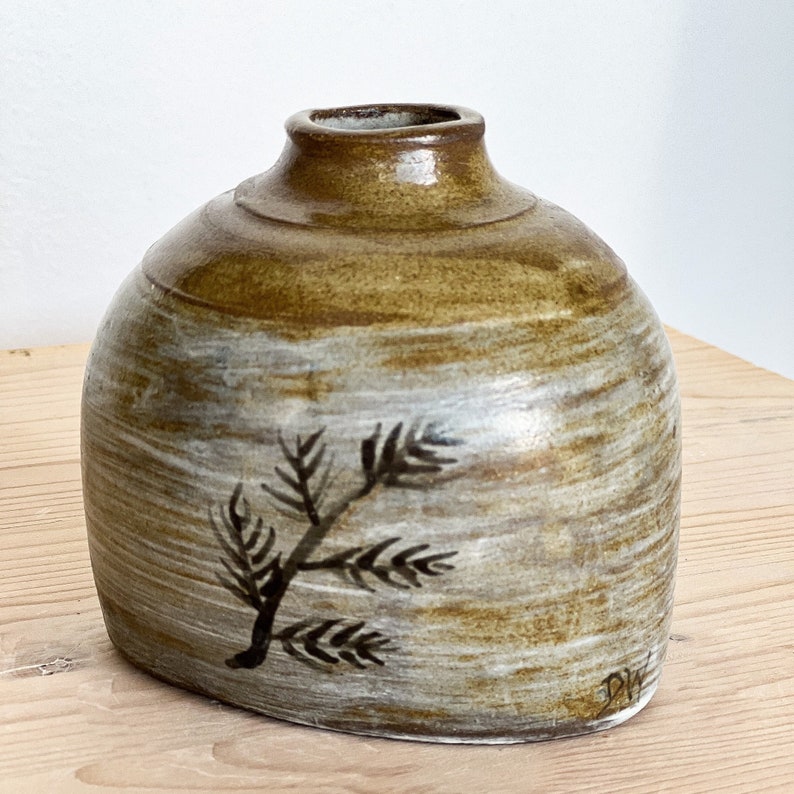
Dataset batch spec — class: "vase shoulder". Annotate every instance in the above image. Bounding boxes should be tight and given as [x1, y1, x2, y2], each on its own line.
[141, 191, 630, 334]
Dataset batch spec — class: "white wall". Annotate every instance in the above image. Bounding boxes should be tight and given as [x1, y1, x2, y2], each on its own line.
[2, 0, 792, 378]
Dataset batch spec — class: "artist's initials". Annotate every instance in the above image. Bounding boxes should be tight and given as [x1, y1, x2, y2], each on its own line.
[597, 651, 652, 718]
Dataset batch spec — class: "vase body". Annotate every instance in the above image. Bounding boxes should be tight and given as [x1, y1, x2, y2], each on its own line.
[81, 104, 680, 743]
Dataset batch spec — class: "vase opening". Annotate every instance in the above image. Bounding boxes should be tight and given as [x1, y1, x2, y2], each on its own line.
[310, 106, 461, 131]
[240, 104, 534, 229]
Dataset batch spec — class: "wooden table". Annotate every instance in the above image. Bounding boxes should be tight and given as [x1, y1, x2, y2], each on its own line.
[1, 331, 792, 792]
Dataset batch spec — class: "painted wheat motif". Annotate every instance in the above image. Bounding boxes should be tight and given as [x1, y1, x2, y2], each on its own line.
[211, 419, 462, 671]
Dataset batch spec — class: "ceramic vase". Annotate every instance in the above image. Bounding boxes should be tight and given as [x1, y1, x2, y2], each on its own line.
[81, 104, 680, 743]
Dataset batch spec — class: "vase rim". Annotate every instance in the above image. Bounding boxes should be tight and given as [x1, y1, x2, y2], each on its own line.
[286, 103, 485, 144]
[231, 103, 535, 231]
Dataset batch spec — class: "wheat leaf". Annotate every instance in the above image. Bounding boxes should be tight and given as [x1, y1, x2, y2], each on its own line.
[219, 557, 259, 608]
[276, 431, 300, 470]
[250, 525, 276, 566]
[304, 620, 341, 664]
[255, 553, 283, 597]
[360, 423, 381, 473]
[364, 637, 394, 651]
[391, 543, 429, 567]
[279, 638, 304, 662]
[338, 650, 367, 668]
[356, 537, 401, 570]
[242, 517, 264, 551]
[329, 621, 366, 647]
[215, 573, 253, 607]
[229, 481, 245, 517]
[421, 422, 463, 447]
[404, 421, 419, 447]
[273, 466, 301, 493]
[208, 508, 242, 562]
[348, 565, 376, 592]
[356, 630, 384, 644]
[303, 443, 326, 480]
[355, 631, 389, 667]
[277, 621, 311, 641]
[311, 455, 336, 506]
[406, 444, 457, 465]
[299, 427, 325, 458]
[306, 619, 341, 642]
[391, 566, 421, 588]
[211, 527, 247, 572]
[219, 502, 238, 537]
[219, 557, 248, 591]
[370, 566, 410, 589]
[229, 491, 251, 532]
[379, 422, 403, 472]
[413, 551, 458, 576]
[261, 482, 304, 513]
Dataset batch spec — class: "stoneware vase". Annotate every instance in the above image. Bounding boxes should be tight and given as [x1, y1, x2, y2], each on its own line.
[81, 104, 680, 743]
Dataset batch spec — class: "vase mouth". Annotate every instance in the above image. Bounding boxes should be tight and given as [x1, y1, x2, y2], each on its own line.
[287, 103, 485, 143]
[234, 103, 535, 230]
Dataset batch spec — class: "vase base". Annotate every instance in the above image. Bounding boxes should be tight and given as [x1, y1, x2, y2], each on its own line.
[110, 638, 659, 745]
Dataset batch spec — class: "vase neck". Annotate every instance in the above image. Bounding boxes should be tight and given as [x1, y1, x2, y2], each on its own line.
[234, 104, 535, 231]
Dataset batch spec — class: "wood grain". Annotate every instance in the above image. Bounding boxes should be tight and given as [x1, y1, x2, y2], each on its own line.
[1, 331, 792, 792]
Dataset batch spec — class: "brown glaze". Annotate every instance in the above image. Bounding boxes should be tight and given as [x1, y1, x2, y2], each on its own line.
[82, 104, 680, 744]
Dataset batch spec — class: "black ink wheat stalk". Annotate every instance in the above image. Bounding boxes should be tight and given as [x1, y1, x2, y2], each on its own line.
[213, 420, 462, 670]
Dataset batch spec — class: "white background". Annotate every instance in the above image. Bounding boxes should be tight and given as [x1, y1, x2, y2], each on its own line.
[2, 0, 792, 378]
